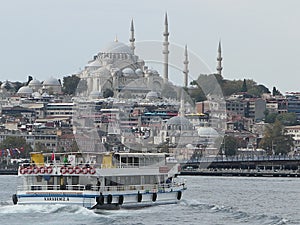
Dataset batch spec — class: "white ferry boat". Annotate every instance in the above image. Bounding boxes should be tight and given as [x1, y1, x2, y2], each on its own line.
[12, 151, 186, 210]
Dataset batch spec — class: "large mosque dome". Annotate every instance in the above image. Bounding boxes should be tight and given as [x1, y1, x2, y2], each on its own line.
[197, 127, 219, 137]
[167, 116, 192, 126]
[28, 79, 41, 86]
[43, 77, 61, 86]
[17, 86, 33, 95]
[166, 116, 193, 131]
[101, 41, 133, 54]
[122, 67, 135, 76]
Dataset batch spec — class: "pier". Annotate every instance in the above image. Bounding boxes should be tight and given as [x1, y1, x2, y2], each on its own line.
[180, 155, 300, 177]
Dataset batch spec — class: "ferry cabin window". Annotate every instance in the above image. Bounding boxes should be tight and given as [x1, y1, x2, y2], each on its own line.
[36, 176, 42, 182]
[71, 176, 79, 185]
[105, 176, 141, 186]
[144, 175, 158, 184]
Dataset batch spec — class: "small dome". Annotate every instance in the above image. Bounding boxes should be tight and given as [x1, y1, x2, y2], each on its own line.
[101, 41, 132, 54]
[122, 67, 135, 76]
[32, 92, 42, 98]
[146, 91, 159, 99]
[43, 77, 61, 86]
[28, 79, 41, 86]
[166, 116, 192, 127]
[135, 68, 143, 76]
[197, 127, 219, 137]
[42, 92, 50, 97]
[17, 86, 33, 94]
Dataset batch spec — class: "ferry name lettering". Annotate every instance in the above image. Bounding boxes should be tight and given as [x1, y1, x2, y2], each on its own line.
[44, 197, 70, 201]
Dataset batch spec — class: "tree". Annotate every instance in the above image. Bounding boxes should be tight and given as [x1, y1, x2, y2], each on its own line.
[259, 119, 293, 155]
[188, 87, 206, 102]
[14, 81, 24, 92]
[272, 86, 281, 96]
[103, 88, 114, 98]
[241, 79, 248, 92]
[265, 113, 277, 123]
[220, 135, 239, 156]
[0, 136, 32, 158]
[276, 112, 298, 126]
[62, 75, 81, 95]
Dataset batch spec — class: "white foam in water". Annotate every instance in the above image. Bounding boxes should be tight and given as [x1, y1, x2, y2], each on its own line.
[0, 204, 96, 217]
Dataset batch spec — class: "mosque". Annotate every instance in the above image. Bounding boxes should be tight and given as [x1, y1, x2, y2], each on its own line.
[2, 14, 223, 101]
[76, 14, 202, 99]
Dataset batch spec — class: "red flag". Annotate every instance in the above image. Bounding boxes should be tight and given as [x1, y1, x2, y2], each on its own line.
[51, 152, 55, 161]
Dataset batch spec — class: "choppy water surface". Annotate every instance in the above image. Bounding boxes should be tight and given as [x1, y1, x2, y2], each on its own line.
[0, 175, 299, 225]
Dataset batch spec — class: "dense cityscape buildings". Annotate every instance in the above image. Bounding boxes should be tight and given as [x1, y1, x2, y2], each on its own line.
[0, 15, 299, 168]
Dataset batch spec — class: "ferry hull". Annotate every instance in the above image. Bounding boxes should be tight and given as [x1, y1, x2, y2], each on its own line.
[14, 189, 185, 210]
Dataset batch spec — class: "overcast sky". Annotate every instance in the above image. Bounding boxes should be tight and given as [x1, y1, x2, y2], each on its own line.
[0, 0, 299, 94]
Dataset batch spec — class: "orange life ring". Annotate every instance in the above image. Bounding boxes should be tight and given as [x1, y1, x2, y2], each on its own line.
[46, 166, 53, 174]
[27, 166, 33, 174]
[20, 167, 26, 174]
[60, 166, 67, 174]
[89, 167, 96, 175]
[74, 166, 82, 174]
[68, 167, 74, 174]
[82, 167, 88, 174]
[39, 167, 45, 174]
[33, 167, 40, 174]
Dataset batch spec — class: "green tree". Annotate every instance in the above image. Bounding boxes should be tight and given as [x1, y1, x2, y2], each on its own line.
[259, 120, 293, 155]
[220, 135, 239, 156]
[241, 79, 248, 92]
[62, 75, 81, 95]
[14, 82, 24, 92]
[276, 112, 298, 126]
[189, 81, 206, 102]
[272, 86, 281, 96]
[0, 136, 32, 158]
[265, 113, 277, 123]
[103, 88, 114, 98]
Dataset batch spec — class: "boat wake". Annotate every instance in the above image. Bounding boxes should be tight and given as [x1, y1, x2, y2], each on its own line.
[0, 200, 292, 225]
[0, 204, 95, 215]
[180, 199, 290, 225]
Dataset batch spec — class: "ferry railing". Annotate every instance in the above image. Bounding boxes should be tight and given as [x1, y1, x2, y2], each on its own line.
[99, 182, 184, 193]
[18, 182, 185, 192]
[17, 184, 86, 191]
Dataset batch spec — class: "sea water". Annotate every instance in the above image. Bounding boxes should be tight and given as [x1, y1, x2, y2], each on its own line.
[0, 175, 299, 225]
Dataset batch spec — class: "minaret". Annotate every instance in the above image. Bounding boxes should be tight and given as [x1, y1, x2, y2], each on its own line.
[183, 45, 189, 87]
[179, 90, 185, 117]
[216, 41, 223, 75]
[163, 13, 169, 83]
[129, 19, 135, 54]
